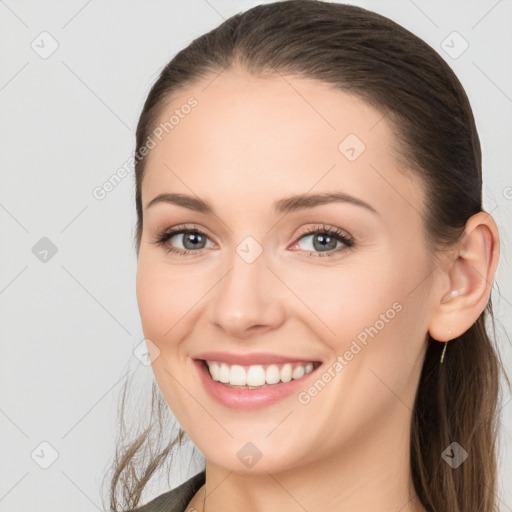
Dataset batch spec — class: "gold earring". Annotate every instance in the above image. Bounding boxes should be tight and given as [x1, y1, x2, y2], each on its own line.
[440, 329, 452, 364]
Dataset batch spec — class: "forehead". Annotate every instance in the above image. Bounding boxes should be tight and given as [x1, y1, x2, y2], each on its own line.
[141, 68, 423, 221]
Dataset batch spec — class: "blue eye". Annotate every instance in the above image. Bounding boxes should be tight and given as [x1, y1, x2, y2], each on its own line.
[293, 225, 354, 258]
[152, 225, 214, 256]
[152, 223, 355, 258]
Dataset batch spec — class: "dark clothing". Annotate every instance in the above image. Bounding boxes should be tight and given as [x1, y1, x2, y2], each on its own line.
[129, 471, 206, 512]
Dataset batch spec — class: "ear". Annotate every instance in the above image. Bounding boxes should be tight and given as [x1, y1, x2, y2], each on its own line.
[428, 211, 500, 342]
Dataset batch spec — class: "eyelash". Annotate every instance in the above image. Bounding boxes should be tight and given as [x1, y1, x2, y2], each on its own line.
[151, 223, 355, 259]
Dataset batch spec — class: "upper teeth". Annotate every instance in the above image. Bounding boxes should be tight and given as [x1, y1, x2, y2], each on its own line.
[206, 361, 315, 387]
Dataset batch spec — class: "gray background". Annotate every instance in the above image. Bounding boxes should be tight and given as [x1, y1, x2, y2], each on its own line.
[0, 0, 511, 510]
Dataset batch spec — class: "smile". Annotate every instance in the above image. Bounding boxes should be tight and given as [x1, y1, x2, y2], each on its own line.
[205, 360, 317, 388]
[193, 357, 323, 410]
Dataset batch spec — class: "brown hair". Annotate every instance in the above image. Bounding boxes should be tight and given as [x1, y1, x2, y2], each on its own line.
[103, 1, 508, 510]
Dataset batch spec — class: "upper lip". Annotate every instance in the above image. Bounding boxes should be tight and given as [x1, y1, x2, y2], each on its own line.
[194, 351, 321, 366]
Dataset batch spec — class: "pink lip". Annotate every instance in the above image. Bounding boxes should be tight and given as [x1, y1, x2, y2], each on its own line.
[193, 358, 322, 410]
[193, 351, 321, 366]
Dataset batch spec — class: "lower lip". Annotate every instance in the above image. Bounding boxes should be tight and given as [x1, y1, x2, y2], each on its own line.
[193, 359, 321, 410]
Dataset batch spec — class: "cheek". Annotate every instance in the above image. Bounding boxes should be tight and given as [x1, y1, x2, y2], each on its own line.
[323, 257, 431, 399]
[135, 258, 199, 412]
[274, 254, 401, 345]
[135, 255, 213, 349]
[292, 267, 427, 433]
[295, 253, 426, 363]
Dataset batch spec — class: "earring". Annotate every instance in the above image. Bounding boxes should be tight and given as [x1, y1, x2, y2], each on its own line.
[440, 329, 452, 364]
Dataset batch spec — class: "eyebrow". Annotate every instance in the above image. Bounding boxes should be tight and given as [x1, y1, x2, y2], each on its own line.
[145, 191, 378, 216]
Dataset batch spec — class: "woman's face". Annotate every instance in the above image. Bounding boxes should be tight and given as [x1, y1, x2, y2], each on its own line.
[136, 68, 438, 474]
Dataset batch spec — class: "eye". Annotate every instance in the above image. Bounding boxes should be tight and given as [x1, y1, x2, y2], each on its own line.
[152, 223, 355, 259]
[152, 224, 214, 256]
[291, 224, 355, 258]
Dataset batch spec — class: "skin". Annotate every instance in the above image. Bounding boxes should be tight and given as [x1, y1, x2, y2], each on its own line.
[135, 66, 499, 512]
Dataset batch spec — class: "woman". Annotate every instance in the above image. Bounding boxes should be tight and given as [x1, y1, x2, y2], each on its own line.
[106, 1, 506, 510]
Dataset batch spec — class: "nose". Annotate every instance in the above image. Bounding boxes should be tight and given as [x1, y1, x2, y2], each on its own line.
[207, 245, 286, 340]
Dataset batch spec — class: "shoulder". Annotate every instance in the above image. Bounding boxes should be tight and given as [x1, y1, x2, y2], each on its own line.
[127, 470, 206, 512]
